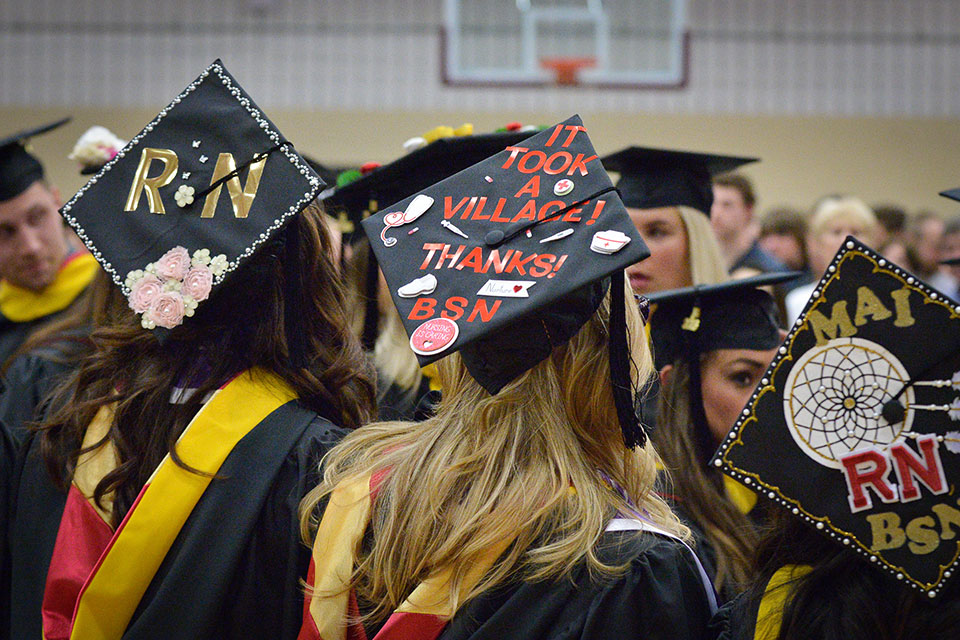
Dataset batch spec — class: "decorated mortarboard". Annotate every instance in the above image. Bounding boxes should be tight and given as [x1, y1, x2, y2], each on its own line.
[713, 236, 960, 598]
[362, 115, 652, 447]
[0, 117, 71, 201]
[648, 272, 799, 370]
[600, 146, 756, 215]
[59, 59, 323, 332]
[327, 129, 542, 350]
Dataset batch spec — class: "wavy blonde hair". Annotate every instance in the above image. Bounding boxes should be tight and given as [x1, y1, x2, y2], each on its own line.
[300, 278, 685, 622]
[677, 205, 729, 286]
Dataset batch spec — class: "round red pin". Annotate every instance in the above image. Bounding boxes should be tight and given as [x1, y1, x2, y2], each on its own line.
[409, 317, 460, 356]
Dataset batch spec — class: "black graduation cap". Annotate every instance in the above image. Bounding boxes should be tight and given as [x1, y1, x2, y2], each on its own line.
[58, 59, 323, 332]
[647, 272, 797, 464]
[600, 146, 756, 215]
[325, 131, 541, 233]
[328, 130, 541, 350]
[713, 236, 960, 598]
[0, 117, 71, 201]
[648, 272, 798, 370]
[362, 115, 651, 447]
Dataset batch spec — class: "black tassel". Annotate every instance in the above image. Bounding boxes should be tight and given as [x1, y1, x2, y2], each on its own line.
[609, 270, 647, 449]
[361, 245, 380, 352]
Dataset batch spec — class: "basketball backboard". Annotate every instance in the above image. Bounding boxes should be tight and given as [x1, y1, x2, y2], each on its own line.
[442, 0, 688, 88]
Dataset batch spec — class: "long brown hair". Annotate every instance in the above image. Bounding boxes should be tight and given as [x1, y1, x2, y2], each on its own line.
[38, 202, 376, 527]
[653, 358, 758, 594]
[301, 279, 684, 623]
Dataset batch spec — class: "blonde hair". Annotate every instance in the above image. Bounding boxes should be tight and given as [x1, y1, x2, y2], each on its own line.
[677, 206, 729, 286]
[345, 241, 422, 394]
[809, 196, 878, 238]
[300, 279, 685, 622]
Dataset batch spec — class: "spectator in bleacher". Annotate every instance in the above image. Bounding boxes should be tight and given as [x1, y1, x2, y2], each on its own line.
[784, 196, 878, 323]
[758, 206, 811, 291]
[711, 173, 788, 277]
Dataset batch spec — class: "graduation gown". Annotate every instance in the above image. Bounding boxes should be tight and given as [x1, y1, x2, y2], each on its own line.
[433, 529, 716, 640]
[0, 252, 97, 365]
[0, 326, 90, 445]
[7, 370, 347, 639]
[299, 470, 718, 640]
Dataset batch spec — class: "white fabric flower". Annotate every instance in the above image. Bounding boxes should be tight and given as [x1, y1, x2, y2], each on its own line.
[191, 248, 212, 267]
[209, 254, 228, 276]
[175, 185, 195, 208]
[124, 269, 145, 290]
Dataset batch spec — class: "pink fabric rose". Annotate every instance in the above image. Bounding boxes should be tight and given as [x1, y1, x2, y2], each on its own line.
[148, 292, 186, 329]
[182, 266, 213, 302]
[128, 275, 163, 314]
[156, 246, 191, 281]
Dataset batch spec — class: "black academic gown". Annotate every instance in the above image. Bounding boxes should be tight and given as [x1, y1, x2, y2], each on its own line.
[0, 326, 90, 445]
[7, 401, 346, 639]
[430, 530, 715, 640]
[376, 374, 432, 421]
[0, 314, 50, 366]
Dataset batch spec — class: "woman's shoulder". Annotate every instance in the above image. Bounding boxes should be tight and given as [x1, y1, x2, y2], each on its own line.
[442, 528, 717, 640]
[597, 525, 709, 585]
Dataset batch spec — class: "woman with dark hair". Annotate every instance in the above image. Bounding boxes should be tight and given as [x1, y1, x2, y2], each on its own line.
[6, 62, 375, 639]
[648, 273, 796, 603]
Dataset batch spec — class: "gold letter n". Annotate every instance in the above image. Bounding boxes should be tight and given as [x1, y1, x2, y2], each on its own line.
[200, 153, 267, 219]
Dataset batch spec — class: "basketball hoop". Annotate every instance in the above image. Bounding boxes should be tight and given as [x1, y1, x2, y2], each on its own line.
[539, 56, 596, 86]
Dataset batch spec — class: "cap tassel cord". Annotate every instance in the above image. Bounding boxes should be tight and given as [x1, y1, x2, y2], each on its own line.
[681, 300, 715, 467]
[487, 185, 620, 248]
[194, 141, 294, 201]
[610, 270, 646, 449]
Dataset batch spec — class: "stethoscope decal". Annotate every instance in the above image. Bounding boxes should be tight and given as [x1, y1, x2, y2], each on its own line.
[381, 194, 434, 247]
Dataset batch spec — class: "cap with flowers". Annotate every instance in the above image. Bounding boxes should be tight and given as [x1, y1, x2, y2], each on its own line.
[58, 59, 323, 333]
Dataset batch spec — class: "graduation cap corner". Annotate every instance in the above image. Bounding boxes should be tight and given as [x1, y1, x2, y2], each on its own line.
[712, 236, 960, 599]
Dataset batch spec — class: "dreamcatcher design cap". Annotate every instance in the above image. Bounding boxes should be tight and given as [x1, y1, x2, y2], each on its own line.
[712, 236, 960, 599]
[58, 59, 323, 332]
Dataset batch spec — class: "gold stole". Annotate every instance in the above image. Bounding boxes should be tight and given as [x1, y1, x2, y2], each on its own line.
[306, 474, 512, 640]
[67, 369, 297, 640]
[0, 252, 98, 322]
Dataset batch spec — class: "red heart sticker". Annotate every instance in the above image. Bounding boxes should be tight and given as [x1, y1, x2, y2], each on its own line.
[513, 285, 522, 292]
[409, 317, 459, 357]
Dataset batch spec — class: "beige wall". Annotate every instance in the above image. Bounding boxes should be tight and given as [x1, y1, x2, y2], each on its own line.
[7, 106, 960, 219]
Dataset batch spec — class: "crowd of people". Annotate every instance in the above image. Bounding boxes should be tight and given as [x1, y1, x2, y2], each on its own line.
[0, 60, 958, 639]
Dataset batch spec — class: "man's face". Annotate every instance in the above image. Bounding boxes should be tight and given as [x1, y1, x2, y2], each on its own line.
[0, 181, 68, 292]
[710, 185, 752, 239]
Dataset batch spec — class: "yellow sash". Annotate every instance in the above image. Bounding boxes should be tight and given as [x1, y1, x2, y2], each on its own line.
[307, 474, 511, 640]
[0, 252, 98, 322]
[723, 475, 758, 515]
[68, 369, 297, 640]
[753, 564, 813, 640]
[420, 363, 442, 392]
